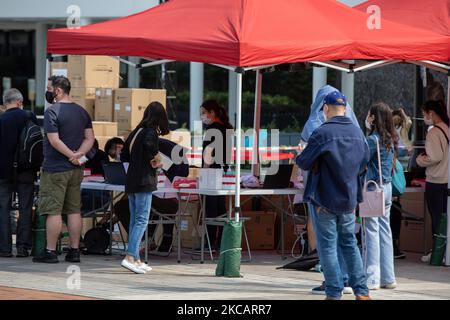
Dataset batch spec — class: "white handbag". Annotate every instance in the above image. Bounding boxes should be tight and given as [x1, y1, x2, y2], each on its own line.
[359, 137, 385, 218]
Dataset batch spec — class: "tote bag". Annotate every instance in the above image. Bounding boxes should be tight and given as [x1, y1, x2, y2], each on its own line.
[360, 137, 385, 218]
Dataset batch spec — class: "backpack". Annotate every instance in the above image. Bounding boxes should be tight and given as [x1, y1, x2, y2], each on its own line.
[392, 159, 406, 197]
[82, 225, 110, 255]
[14, 112, 44, 171]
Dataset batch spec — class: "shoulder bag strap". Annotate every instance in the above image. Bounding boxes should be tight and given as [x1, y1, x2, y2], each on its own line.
[375, 136, 383, 185]
[434, 125, 449, 145]
[130, 128, 144, 154]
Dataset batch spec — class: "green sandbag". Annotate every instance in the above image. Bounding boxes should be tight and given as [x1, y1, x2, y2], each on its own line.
[215, 220, 243, 278]
[430, 214, 447, 266]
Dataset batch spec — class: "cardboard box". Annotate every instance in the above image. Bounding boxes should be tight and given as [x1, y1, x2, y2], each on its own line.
[400, 214, 433, 254]
[114, 88, 166, 135]
[95, 88, 114, 121]
[241, 211, 276, 250]
[68, 55, 120, 88]
[174, 201, 201, 249]
[92, 121, 118, 137]
[162, 130, 192, 149]
[70, 87, 96, 119]
[50, 62, 68, 77]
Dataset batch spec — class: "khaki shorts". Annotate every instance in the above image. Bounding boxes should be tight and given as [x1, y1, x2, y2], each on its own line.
[39, 169, 83, 216]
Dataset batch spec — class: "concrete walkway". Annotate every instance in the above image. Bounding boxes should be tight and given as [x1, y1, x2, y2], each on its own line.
[0, 251, 449, 300]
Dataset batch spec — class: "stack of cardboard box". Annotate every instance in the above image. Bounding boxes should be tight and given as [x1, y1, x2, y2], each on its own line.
[114, 88, 166, 136]
[68, 55, 120, 120]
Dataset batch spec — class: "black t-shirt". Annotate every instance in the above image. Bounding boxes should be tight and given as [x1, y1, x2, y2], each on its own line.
[85, 149, 109, 176]
[202, 121, 231, 172]
[43, 102, 92, 173]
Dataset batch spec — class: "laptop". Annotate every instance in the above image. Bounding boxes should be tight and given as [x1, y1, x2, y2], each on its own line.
[262, 164, 294, 189]
[102, 162, 127, 185]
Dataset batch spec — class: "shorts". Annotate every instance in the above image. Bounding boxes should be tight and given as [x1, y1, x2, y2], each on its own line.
[38, 169, 83, 216]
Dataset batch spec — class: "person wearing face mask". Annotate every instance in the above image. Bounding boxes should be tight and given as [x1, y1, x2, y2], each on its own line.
[296, 91, 371, 300]
[199, 100, 233, 252]
[416, 100, 449, 262]
[0, 89, 39, 258]
[33, 76, 95, 264]
[363, 103, 398, 290]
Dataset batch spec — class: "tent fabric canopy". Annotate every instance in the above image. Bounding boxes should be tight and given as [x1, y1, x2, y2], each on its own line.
[47, 0, 450, 67]
[356, 0, 450, 36]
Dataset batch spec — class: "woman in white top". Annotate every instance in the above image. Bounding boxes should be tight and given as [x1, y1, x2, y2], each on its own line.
[416, 100, 449, 255]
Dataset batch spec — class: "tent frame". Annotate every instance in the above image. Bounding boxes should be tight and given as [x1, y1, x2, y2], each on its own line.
[45, 54, 450, 265]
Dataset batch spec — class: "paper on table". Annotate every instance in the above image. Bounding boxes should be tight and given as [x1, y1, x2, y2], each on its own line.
[159, 152, 173, 171]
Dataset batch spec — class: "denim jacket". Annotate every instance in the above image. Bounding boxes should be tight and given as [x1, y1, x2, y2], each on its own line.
[366, 133, 394, 184]
[296, 116, 370, 214]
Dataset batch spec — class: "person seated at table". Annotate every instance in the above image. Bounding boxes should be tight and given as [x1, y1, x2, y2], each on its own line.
[85, 139, 109, 176]
[200, 100, 233, 252]
[81, 139, 110, 215]
[105, 137, 125, 162]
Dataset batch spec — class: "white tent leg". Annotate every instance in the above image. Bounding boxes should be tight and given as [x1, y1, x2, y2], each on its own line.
[235, 71, 243, 223]
[252, 70, 263, 177]
[44, 57, 50, 110]
[446, 74, 450, 266]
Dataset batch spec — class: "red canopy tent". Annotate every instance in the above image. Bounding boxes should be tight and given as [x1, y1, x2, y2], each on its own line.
[356, 0, 450, 36]
[46, 0, 450, 263]
[47, 0, 450, 66]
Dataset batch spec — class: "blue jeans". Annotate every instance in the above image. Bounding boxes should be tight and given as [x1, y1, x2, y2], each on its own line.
[312, 204, 369, 298]
[308, 203, 349, 283]
[362, 183, 396, 287]
[127, 192, 153, 260]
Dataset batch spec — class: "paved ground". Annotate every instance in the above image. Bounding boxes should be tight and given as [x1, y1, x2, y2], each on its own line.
[0, 249, 449, 300]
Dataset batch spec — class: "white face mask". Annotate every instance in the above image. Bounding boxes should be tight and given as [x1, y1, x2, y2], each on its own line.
[201, 114, 213, 126]
[424, 114, 433, 126]
[365, 115, 373, 130]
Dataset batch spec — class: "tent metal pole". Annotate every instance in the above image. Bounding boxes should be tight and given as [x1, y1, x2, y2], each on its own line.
[252, 69, 263, 177]
[446, 73, 450, 266]
[234, 70, 243, 223]
[211, 64, 237, 72]
[406, 60, 450, 74]
[311, 61, 350, 73]
[353, 60, 401, 72]
[140, 59, 174, 68]
[44, 56, 50, 110]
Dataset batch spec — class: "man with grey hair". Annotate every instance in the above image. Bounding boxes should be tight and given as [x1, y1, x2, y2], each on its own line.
[0, 88, 39, 258]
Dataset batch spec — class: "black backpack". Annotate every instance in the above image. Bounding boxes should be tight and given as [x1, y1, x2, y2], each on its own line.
[14, 112, 44, 171]
[83, 225, 110, 255]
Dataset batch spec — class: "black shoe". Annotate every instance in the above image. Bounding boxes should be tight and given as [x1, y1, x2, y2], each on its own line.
[0, 252, 13, 258]
[65, 248, 81, 263]
[33, 250, 59, 263]
[16, 247, 29, 258]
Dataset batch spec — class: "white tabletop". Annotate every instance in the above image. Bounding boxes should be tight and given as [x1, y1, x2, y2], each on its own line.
[80, 181, 178, 194]
[177, 188, 304, 196]
[404, 187, 425, 193]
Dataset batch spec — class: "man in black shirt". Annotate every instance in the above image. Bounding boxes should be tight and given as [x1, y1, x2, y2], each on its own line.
[0, 89, 39, 258]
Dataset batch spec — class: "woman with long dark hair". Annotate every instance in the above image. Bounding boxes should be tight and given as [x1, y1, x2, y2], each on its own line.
[120, 101, 170, 273]
[417, 100, 449, 262]
[363, 102, 398, 290]
[200, 100, 233, 252]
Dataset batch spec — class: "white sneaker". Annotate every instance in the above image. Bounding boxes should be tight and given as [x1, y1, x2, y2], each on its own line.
[121, 259, 146, 274]
[139, 263, 153, 272]
[343, 286, 354, 295]
[367, 283, 380, 290]
[381, 282, 397, 289]
[421, 253, 431, 263]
